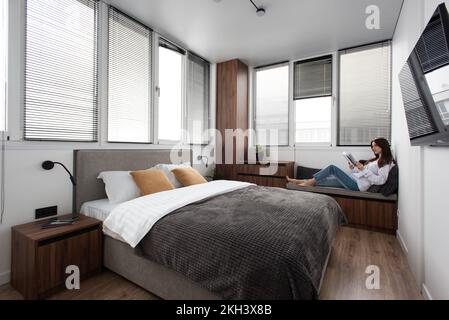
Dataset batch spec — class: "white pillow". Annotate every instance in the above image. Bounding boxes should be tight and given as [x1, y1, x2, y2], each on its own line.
[152, 163, 191, 188]
[97, 171, 141, 204]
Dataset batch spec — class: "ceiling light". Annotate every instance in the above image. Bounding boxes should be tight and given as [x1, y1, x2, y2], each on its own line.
[250, 0, 265, 17]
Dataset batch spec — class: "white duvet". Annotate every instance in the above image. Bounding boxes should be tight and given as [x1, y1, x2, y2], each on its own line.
[103, 180, 254, 247]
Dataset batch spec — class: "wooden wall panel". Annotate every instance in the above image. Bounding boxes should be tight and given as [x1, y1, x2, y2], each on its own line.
[333, 196, 397, 234]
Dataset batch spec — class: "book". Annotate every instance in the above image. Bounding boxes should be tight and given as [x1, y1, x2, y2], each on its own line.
[49, 216, 79, 223]
[342, 152, 358, 166]
[41, 220, 74, 229]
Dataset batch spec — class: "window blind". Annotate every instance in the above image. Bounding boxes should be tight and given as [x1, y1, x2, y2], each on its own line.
[186, 52, 210, 145]
[24, 0, 98, 141]
[338, 41, 391, 145]
[415, 10, 449, 74]
[108, 8, 152, 143]
[294, 56, 332, 100]
[255, 64, 289, 146]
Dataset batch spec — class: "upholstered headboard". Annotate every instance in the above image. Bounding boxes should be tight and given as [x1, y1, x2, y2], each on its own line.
[73, 149, 192, 212]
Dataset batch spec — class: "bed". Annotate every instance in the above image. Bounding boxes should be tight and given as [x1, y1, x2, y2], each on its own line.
[74, 149, 345, 300]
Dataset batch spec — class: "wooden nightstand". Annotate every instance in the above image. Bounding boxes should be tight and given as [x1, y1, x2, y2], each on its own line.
[11, 214, 103, 299]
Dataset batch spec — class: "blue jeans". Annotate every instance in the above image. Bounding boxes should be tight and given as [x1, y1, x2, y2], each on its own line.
[313, 165, 360, 191]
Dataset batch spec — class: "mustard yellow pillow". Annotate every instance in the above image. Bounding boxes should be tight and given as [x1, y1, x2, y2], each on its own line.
[130, 169, 174, 196]
[171, 167, 207, 187]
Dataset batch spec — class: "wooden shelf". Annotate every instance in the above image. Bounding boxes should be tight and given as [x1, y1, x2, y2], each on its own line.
[217, 162, 294, 188]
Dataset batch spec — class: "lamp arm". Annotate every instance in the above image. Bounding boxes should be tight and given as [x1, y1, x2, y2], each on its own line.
[54, 162, 76, 186]
[249, 0, 259, 10]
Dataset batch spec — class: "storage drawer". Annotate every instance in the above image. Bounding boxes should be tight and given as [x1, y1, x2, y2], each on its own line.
[36, 228, 102, 297]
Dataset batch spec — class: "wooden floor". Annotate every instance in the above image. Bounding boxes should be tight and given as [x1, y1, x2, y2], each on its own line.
[0, 227, 422, 300]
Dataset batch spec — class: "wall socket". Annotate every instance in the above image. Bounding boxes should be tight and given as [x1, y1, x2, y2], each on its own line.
[35, 206, 58, 219]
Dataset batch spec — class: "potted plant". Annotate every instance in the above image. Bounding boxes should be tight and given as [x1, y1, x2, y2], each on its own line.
[256, 145, 264, 163]
[212, 168, 225, 181]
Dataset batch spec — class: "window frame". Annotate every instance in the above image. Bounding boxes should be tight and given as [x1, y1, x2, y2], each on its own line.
[253, 61, 291, 147]
[337, 40, 392, 146]
[0, 0, 7, 133]
[293, 54, 334, 147]
[154, 36, 186, 145]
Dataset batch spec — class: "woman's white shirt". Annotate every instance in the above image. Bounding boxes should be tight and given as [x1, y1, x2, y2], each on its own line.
[351, 160, 394, 192]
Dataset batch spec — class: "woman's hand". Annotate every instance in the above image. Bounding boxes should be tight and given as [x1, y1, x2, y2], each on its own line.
[355, 162, 364, 171]
[348, 162, 354, 170]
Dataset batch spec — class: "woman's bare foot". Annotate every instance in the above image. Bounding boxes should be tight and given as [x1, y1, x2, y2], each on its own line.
[286, 176, 305, 184]
[299, 178, 317, 187]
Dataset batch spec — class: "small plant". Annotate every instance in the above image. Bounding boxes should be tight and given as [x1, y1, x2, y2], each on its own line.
[212, 169, 225, 180]
[256, 145, 265, 162]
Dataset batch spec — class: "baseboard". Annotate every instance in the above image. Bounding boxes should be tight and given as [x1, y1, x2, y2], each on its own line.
[0, 270, 11, 286]
[422, 284, 433, 300]
[396, 229, 408, 255]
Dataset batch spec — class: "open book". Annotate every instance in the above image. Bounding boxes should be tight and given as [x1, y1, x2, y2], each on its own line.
[342, 152, 358, 166]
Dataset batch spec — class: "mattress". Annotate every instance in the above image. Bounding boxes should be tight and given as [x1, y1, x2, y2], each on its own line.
[80, 198, 118, 221]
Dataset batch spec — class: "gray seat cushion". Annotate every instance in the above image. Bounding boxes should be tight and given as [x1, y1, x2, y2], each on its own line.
[292, 164, 398, 200]
[296, 166, 320, 179]
[286, 183, 397, 202]
[366, 164, 399, 196]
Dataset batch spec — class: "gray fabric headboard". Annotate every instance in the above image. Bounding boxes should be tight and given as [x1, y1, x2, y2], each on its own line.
[73, 149, 192, 212]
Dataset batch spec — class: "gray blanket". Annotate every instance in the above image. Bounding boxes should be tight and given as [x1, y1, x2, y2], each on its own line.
[139, 185, 346, 300]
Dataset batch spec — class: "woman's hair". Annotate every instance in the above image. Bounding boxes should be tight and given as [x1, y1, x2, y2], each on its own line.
[366, 137, 394, 168]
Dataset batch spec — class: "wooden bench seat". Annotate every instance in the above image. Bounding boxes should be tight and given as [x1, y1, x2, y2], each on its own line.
[286, 182, 398, 234]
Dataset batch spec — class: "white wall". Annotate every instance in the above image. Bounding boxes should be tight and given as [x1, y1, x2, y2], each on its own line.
[392, 0, 449, 299]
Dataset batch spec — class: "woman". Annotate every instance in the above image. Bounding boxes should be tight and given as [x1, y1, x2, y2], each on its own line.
[287, 138, 395, 192]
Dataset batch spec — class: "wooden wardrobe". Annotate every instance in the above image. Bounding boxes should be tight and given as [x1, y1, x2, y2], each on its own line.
[215, 59, 249, 166]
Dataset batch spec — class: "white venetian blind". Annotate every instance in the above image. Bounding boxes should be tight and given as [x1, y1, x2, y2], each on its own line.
[339, 41, 391, 145]
[294, 55, 332, 99]
[108, 8, 152, 143]
[186, 52, 210, 144]
[24, 0, 98, 141]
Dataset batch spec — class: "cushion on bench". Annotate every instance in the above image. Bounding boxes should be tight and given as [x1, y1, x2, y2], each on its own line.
[294, 163, 399, 198]
[366, 164, 398, 196]
[286, 183, 397, 202]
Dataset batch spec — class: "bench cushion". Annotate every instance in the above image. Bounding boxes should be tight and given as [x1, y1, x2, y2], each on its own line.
[366, 164, 399, 196]
[295, 164, 398, 198]
[286, 183, 397, 202]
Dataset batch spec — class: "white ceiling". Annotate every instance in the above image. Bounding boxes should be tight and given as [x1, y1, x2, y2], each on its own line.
[105, 0, 403, 66]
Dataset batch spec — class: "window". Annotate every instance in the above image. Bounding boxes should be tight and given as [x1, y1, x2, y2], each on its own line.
[254, 63, 289, 146]
[437, 101, 449, 125]
[294, 56, 332, 144]
[0, 0, 7, 132]
[339, 42, 391, 145]
[157, 40, 184, 142]
[108, 8, 152, 143]
[186, 53, 210, 144]
[425, 65, 449, 126]
[24, 0, 98, 141]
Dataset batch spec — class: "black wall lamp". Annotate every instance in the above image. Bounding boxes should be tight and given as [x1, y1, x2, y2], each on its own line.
[197, 155, 209, 168]
[42, 161, 76, 186]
